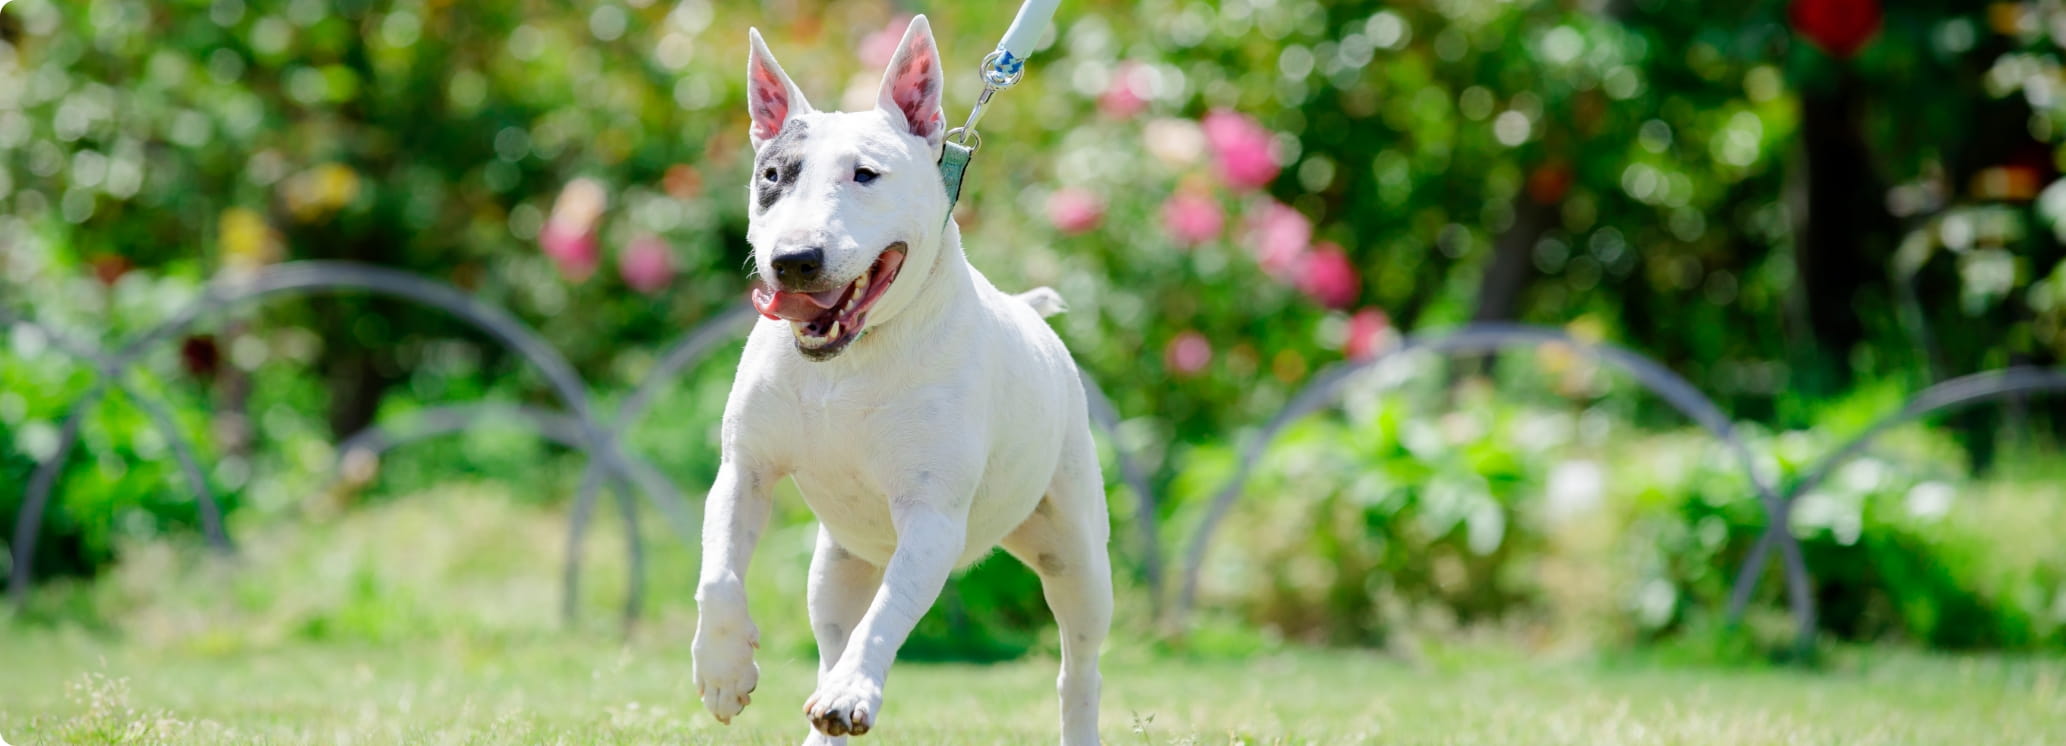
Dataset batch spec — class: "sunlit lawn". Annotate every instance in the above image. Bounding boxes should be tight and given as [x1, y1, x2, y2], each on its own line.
[3, 630, 2064, 745]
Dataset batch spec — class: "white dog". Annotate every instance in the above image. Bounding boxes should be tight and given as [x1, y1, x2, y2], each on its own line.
[691, 16, 1112, 745]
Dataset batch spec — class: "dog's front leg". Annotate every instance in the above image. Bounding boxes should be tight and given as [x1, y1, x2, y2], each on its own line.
[693, 459, 776, 724]
[803, 501, 965, 737]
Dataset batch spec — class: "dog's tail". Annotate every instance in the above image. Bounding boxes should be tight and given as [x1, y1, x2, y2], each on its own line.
[1015, 287, 1068, 318]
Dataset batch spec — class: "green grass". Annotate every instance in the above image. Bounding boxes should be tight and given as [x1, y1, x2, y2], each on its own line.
[2, 630, 2064, 745]
[7, 485, 2065, 744]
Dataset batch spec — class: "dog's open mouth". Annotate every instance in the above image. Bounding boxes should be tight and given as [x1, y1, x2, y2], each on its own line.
[750, 244, 906, 359]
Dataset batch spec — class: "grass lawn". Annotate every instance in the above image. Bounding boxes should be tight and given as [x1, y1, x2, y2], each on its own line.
[2, 630, 2063, 745]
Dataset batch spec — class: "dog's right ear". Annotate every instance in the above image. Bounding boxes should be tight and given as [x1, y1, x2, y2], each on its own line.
[747, 27, 812, 150]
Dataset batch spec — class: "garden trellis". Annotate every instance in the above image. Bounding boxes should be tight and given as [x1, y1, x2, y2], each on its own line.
[8, 261, 2066, 652]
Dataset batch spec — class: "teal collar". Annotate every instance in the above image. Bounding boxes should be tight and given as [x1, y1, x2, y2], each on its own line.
[937, 139, 975, 226]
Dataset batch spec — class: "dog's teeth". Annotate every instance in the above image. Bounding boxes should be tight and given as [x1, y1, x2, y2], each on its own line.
[855, 274, 869, 293]
[828, 321, 843, 339]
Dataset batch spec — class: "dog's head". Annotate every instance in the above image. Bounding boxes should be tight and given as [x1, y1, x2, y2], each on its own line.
[743, 16, 950, 361]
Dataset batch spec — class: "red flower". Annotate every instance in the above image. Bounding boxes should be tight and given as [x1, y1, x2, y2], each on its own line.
[180, 335, 221, 378]
[1201, 109, 1280, 191]
[1161, 191, 1224, 247]
[1045, 187, 1105, 234]
[1344, 307, 1392, 361]
[1526, 162, 1572, 205]
[89, 254, 132, 286]
[1297, 242, 1360, 309]
[1165, 330, 1213, 375]
[619, 234, 675, 295]
[1789, 0, 1881, 60]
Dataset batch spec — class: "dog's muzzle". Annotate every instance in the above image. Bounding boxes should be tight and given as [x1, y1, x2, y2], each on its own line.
[751, 245, 906, 360]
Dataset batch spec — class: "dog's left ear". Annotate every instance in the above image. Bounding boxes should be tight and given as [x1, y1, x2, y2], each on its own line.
[875, 14, 946, 151]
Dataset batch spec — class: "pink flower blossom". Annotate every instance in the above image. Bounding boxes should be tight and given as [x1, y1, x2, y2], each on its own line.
[1297, 242, 1361, 309]
[1201, 109, 1280, 191]
[859, 15, 915, 68]
[620, 234, 675, 294]
[1345, 307, 1392, 361]
[1045, 187, 1105, 234]
[542, 178, 607, 281]
[1099, 62, 1148, 119]
[1245, 199, 1311, 277]
[540, 221, 598, 281]
[1161, 191, 1224, 247]
[1165, 330, 1213, 375]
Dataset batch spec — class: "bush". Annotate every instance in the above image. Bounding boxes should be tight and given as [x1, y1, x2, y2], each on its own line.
[1192, 370, 1577, 645]
[1623, 418, 2066, 650]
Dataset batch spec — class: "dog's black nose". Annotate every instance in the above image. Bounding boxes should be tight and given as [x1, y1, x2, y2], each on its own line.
[770, 247, 824, 285]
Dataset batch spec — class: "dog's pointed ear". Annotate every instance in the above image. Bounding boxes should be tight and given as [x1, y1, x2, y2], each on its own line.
[875, 15, 946, 151]
[747, 27, 812, 150]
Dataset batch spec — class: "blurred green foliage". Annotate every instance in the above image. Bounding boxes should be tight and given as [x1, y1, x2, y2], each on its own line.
[5, 0, 2066, 658]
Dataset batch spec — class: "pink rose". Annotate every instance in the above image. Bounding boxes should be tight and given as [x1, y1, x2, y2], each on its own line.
[1165, 330, 1213, 375]
[1245, 199, 1311, 277]
[540, 220, 598, 281]
[620, 234, 675, 294]
[1201, 109, 1280, 191]
[542, 178, 607, 281]
[1099, 62, 1148, 119]
[1345, 307, 1392, 361]
[1046, 187, 1105, 234]
[859, 15, 915, 67]
[1297, 242, 1360, 309]
[1161, 191, 1224, 247]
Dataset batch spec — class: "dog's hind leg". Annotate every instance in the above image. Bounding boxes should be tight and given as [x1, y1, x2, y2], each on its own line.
[1002, 429, 1112, 746]
[803, 525, 883, 746]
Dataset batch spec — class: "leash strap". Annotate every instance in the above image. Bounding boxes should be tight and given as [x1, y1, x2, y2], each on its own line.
[938, 139, 975, 223]
[935, 0, 1060, 226]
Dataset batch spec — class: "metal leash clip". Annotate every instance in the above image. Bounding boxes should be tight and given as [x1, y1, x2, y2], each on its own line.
[949, 50, 1026, 151]
[938, 0, 1059, 224]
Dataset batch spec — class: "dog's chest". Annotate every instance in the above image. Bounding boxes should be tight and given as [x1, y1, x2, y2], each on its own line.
[767, 375, 910, 555]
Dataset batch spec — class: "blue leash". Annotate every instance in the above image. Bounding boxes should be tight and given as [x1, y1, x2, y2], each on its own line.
[937, 0, 1061, 223]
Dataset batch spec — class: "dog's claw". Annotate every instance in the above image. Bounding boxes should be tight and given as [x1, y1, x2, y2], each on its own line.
[692, 622, 759, 726]
[805, 671, 882, 738]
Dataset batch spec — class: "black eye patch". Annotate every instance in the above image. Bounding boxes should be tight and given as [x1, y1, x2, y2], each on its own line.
[754, 120, 809, 211]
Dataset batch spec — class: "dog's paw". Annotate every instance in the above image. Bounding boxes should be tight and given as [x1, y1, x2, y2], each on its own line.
[692, 621, 760, 724]
[803, 669, 884, 737]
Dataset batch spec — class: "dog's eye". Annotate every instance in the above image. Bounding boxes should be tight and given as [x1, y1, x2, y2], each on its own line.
[854, 167, 879, 185]
[761, 167, 779, 183]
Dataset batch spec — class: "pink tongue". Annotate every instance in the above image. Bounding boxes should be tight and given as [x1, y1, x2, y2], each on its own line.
[751, 284, 845, 321]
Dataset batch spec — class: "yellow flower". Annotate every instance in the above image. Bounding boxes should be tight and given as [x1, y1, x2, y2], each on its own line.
[282, 163, 361, 222]
[219, 207, 283, 273]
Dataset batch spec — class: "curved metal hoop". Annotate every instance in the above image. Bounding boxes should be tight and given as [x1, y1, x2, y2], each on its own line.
[1722, 367, 2066, 629]
[13, 269, 2066, 652]
[4, 263, 650, 621]
[1167, 323, 1806, 643]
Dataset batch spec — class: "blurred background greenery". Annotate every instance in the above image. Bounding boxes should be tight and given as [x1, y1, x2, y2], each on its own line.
[3, 0, 2066, 669]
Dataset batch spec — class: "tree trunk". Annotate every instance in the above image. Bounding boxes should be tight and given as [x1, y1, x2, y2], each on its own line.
[1789, 70, 1885, 398]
